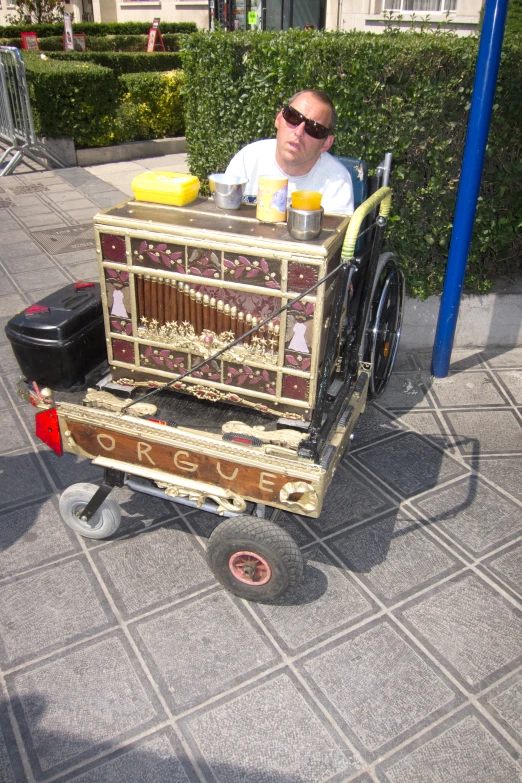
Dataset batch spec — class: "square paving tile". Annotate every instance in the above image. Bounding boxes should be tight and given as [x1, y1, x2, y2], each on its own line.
[349, 405, 403, 450]
[471, 456, 522, 501]
[353, 432, 468, 499]
[390, 411, 454, 450]
[0, 275, 16, 295]
[1, 252, 57, 273]
[131, 590, 278, 713]
[299, 619, 460, 760]
[430, 371, 508, 407]
[0, 229, 41, 246]
[181, 671, 360, 782]
[10, 204, 54, 218]
[0, 408, 30, 454]
[6, 632, 165, 779]
[0, 496, 80, 579]
[53, 727, 199, 783]
[376, 709, 522, 783]
[0, 382, 13, 411]
[481, 540, 522, 601]
[0, 451, 53, 510]
[39, 450, 103, 490]
[251, 545, 377, 654]
[377, 371, 433, 410]
[495, 369, 522, 404]
[412, 476, 522, 557]
[92, 521, 215, 618]
[0, 684, 26, 783]
[328, 513, 463, 606]
[413, 349, 486, 372]
[11, 266, 69, 294]
[480, 671, 522, 746]
[0, 293, 26, 318]
[444, 409, 522, 454]
[56, 168, 101, 186]
[397, 573, 522, 692]
[84, 484, 182, 546]
[90, 191, 128, 209]
[0, 218, 24, 234]
[0, 241, 48, 263]
[0, 557, 116, 668]
[307, 461, 396, 536]
[483, 347, 522, 368]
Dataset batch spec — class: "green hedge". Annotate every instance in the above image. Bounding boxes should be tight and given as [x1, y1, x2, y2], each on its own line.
[506, 0, 522, 35]
[23, 51, 184, 147]
[181, 29, 522, 297]
[0, 21, 196, 37]
[115, 71, 184, 143]
[23, 50, 120, 147]
[0, 32, 183, 52]
[46, 51, 182, 75]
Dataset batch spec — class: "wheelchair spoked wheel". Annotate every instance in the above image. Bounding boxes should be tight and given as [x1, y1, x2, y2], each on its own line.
[365, 253, 405, 398]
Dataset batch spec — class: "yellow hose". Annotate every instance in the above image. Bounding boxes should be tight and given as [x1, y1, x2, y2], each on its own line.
[341, 186, 392, 260]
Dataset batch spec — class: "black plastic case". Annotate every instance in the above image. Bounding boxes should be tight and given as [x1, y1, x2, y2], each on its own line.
[5, 282, 107, 389]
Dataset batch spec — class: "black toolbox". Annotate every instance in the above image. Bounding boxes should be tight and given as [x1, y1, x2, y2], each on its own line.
[5, 282, 107, 389]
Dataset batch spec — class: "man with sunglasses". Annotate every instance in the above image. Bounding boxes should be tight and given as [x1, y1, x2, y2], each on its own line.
[225, 90, 354, 215]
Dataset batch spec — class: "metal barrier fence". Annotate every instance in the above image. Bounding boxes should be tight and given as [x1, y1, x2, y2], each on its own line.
[0, 46, 65, 176]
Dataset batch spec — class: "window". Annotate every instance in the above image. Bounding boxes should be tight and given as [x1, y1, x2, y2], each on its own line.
[384, 0, 456, 11]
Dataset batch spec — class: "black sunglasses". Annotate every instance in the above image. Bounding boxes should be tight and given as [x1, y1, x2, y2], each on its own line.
[281, 104, 332, 140]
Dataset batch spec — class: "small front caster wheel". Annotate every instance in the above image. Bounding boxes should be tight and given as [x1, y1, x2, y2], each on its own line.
[207, 515, 303, 602]
[59, 482, 122, 539]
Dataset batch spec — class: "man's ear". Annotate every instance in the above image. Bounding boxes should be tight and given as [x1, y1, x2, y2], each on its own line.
[321, 134, 334, 153]
[274, 110, 283, 131]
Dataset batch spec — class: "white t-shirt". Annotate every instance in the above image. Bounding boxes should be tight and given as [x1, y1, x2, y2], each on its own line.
[225, 139, 354, 215]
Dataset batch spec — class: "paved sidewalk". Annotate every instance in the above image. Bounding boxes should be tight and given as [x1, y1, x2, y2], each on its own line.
[85, 152, 191, 197]
[0, 164, 521, 783]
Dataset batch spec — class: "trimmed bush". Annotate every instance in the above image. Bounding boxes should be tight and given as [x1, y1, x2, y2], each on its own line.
[1, 33, 183, 52]
[181, 29, 522, 297]
[22, 50, 121, 147]
[46, 51, 182, 75]
[114, 71, 184, 143]
[0, 21, 196, 37]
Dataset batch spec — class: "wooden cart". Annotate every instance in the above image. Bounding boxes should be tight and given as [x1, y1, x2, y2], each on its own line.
[18, 156, 405, 602]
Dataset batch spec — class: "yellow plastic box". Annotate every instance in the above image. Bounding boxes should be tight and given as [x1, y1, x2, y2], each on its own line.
[131, 171, 200, 207]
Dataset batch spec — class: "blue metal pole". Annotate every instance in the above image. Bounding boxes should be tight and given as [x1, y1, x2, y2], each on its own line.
[431, 0, 509, 377]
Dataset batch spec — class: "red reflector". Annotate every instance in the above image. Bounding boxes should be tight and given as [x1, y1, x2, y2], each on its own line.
[231, 436, 253, 445]
[75, 281, 95, 289]
[35, 408, 63, 455]
[148, 418, 167, 426]
[26, 304, 50, 314]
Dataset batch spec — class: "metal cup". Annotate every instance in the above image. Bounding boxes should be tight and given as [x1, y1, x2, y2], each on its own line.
[287, 206, 324, 241]
[208, 173, 248, 210]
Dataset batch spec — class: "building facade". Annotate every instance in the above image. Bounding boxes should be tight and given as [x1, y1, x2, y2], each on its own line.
[0, 0, 481, 35]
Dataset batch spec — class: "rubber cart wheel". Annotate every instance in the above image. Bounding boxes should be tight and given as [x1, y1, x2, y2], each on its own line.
[59, 482, 122, 539]
[207, 515, 303, 602]
[363, 252, 405, 398]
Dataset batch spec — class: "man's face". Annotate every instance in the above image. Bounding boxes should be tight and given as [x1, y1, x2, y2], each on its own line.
[274, 93, 334, 176]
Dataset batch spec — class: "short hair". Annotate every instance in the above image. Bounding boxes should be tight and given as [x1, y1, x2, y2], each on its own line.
[287, 89, 338, 133]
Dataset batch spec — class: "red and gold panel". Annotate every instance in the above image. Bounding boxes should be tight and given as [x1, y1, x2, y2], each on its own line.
[131, 238, 185, 274]
[111, 339, 134, 364]
[223, 253, 281, 291]
[139, 345, 188, 374]
[223, 362, 277, 396]
[101, 233, 126, 264]
[282, 374, 310, 402]
[187, 247, 222, 280]
[287, 262, 318, 293]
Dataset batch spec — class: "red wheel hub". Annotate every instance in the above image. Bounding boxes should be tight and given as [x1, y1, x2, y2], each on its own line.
[228, 551, 271, 585]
